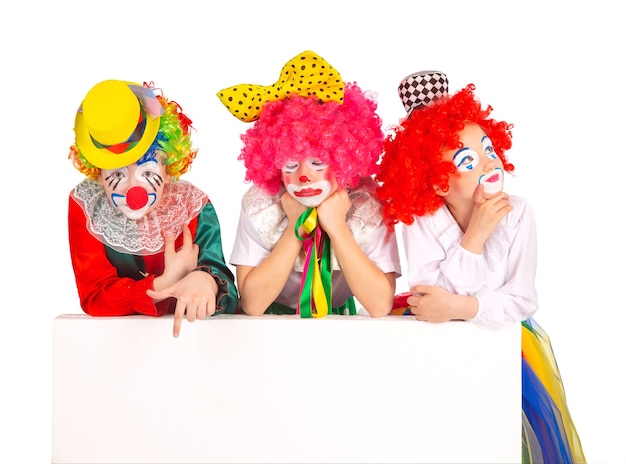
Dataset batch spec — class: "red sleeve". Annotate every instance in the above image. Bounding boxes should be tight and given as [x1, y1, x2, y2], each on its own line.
[68, 195, 168, 316]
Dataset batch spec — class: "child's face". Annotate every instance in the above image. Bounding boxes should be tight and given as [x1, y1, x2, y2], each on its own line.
[99, 157, 170, 220]
[440, 123, 504, 200]
[281, 157, 337, 207]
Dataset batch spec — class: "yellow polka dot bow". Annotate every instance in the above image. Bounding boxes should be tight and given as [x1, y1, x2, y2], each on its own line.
[217, 50, 344, 122]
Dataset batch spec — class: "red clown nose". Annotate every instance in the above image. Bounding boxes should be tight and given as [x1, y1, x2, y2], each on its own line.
[125, 186, 149, 210]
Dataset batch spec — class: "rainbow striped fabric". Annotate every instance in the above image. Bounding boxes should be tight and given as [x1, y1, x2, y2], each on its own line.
[522, 318, 586, 463]
[389, 295, 586, 462]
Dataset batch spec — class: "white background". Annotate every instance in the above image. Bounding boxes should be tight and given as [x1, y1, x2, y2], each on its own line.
[2, 1, 623, 462]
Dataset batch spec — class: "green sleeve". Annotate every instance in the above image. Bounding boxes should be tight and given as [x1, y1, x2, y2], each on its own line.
[194, 202, 239, 314]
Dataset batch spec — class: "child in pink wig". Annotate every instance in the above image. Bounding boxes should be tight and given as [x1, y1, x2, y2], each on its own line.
[217, 50, 401, 317]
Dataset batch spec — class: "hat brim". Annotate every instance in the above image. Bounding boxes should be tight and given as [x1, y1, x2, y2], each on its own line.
[74, 104, 160, 170]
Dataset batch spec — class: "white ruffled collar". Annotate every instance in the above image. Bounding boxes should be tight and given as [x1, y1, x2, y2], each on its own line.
[72, 179, 207, 255]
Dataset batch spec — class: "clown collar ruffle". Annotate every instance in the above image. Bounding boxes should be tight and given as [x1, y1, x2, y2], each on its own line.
[72, 179, 208, 255]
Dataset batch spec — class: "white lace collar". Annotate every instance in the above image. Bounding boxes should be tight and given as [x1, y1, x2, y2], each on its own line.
[72, 179, 207, 255]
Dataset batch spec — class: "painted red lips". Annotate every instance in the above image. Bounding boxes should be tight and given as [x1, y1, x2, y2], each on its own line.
[294, 188, 323, 197]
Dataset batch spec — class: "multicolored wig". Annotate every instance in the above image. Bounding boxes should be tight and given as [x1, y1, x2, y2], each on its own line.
[376, 83, 515, 227]
[69, 83, 197, 181]
[238, 82, 384, 195]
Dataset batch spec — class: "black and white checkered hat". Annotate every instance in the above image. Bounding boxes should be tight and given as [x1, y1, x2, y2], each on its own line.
[398, 70, 448, 115]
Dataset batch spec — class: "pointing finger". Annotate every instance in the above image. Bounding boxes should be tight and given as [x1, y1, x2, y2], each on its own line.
[173, 302, 185, 338]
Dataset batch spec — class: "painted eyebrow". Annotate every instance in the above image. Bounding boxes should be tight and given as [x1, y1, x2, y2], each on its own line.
[136, 158, 159, 167]
[452, 147, 470, 162]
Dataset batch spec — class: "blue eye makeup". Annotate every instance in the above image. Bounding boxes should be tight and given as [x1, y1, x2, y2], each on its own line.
[482, 136, 497, 160]
[453, 148, 480, 172]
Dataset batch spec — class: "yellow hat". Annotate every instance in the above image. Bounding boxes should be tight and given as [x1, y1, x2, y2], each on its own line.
[74, 80, 162, 169]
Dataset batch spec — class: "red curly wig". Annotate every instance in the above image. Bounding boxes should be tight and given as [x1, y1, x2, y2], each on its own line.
[376, 84, 515, 227]
[238, 82, 384, 195]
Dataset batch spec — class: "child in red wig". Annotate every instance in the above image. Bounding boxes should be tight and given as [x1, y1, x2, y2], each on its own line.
[377, 71, 585, 463]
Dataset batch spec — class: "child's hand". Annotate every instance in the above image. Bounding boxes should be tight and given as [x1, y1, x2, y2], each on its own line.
[317, 189, 351, 234]
[407, 285, 456, 322]
[407, 285, 479, 322]
[147, 271, 219, 337]
[161, 224, 199, 286]
[462, 185, 513, 254]
[281, 192, 308, 231]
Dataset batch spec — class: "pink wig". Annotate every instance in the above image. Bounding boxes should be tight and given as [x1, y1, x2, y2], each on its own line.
[238, 82, 384, 194]
[376, 84, 515, 227]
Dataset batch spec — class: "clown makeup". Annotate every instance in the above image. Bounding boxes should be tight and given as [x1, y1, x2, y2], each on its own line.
[282, 158, 335, 207]
[442, 124, 505, 201]
[476, 135, 504, 194]
[479, 167, 504, 195]
[99, 154, 169, 220]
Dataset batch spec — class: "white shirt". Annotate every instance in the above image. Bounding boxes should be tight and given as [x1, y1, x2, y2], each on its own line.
[230, 178, 402, 311]
[403, 195, 538, 328]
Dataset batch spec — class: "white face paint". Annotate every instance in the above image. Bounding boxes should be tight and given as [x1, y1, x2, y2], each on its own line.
[281, 158, 336, 207]
[479, 167, 504, 194]
[477, 135, 504, 195]
[99, 159, 167, 220]
[111, 191, 157, 220]
[449, 131, 505, 198]
[286, 179, 333, 207]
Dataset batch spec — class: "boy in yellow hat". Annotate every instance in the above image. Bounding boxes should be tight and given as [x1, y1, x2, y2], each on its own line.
[68, 79, 238, 337]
